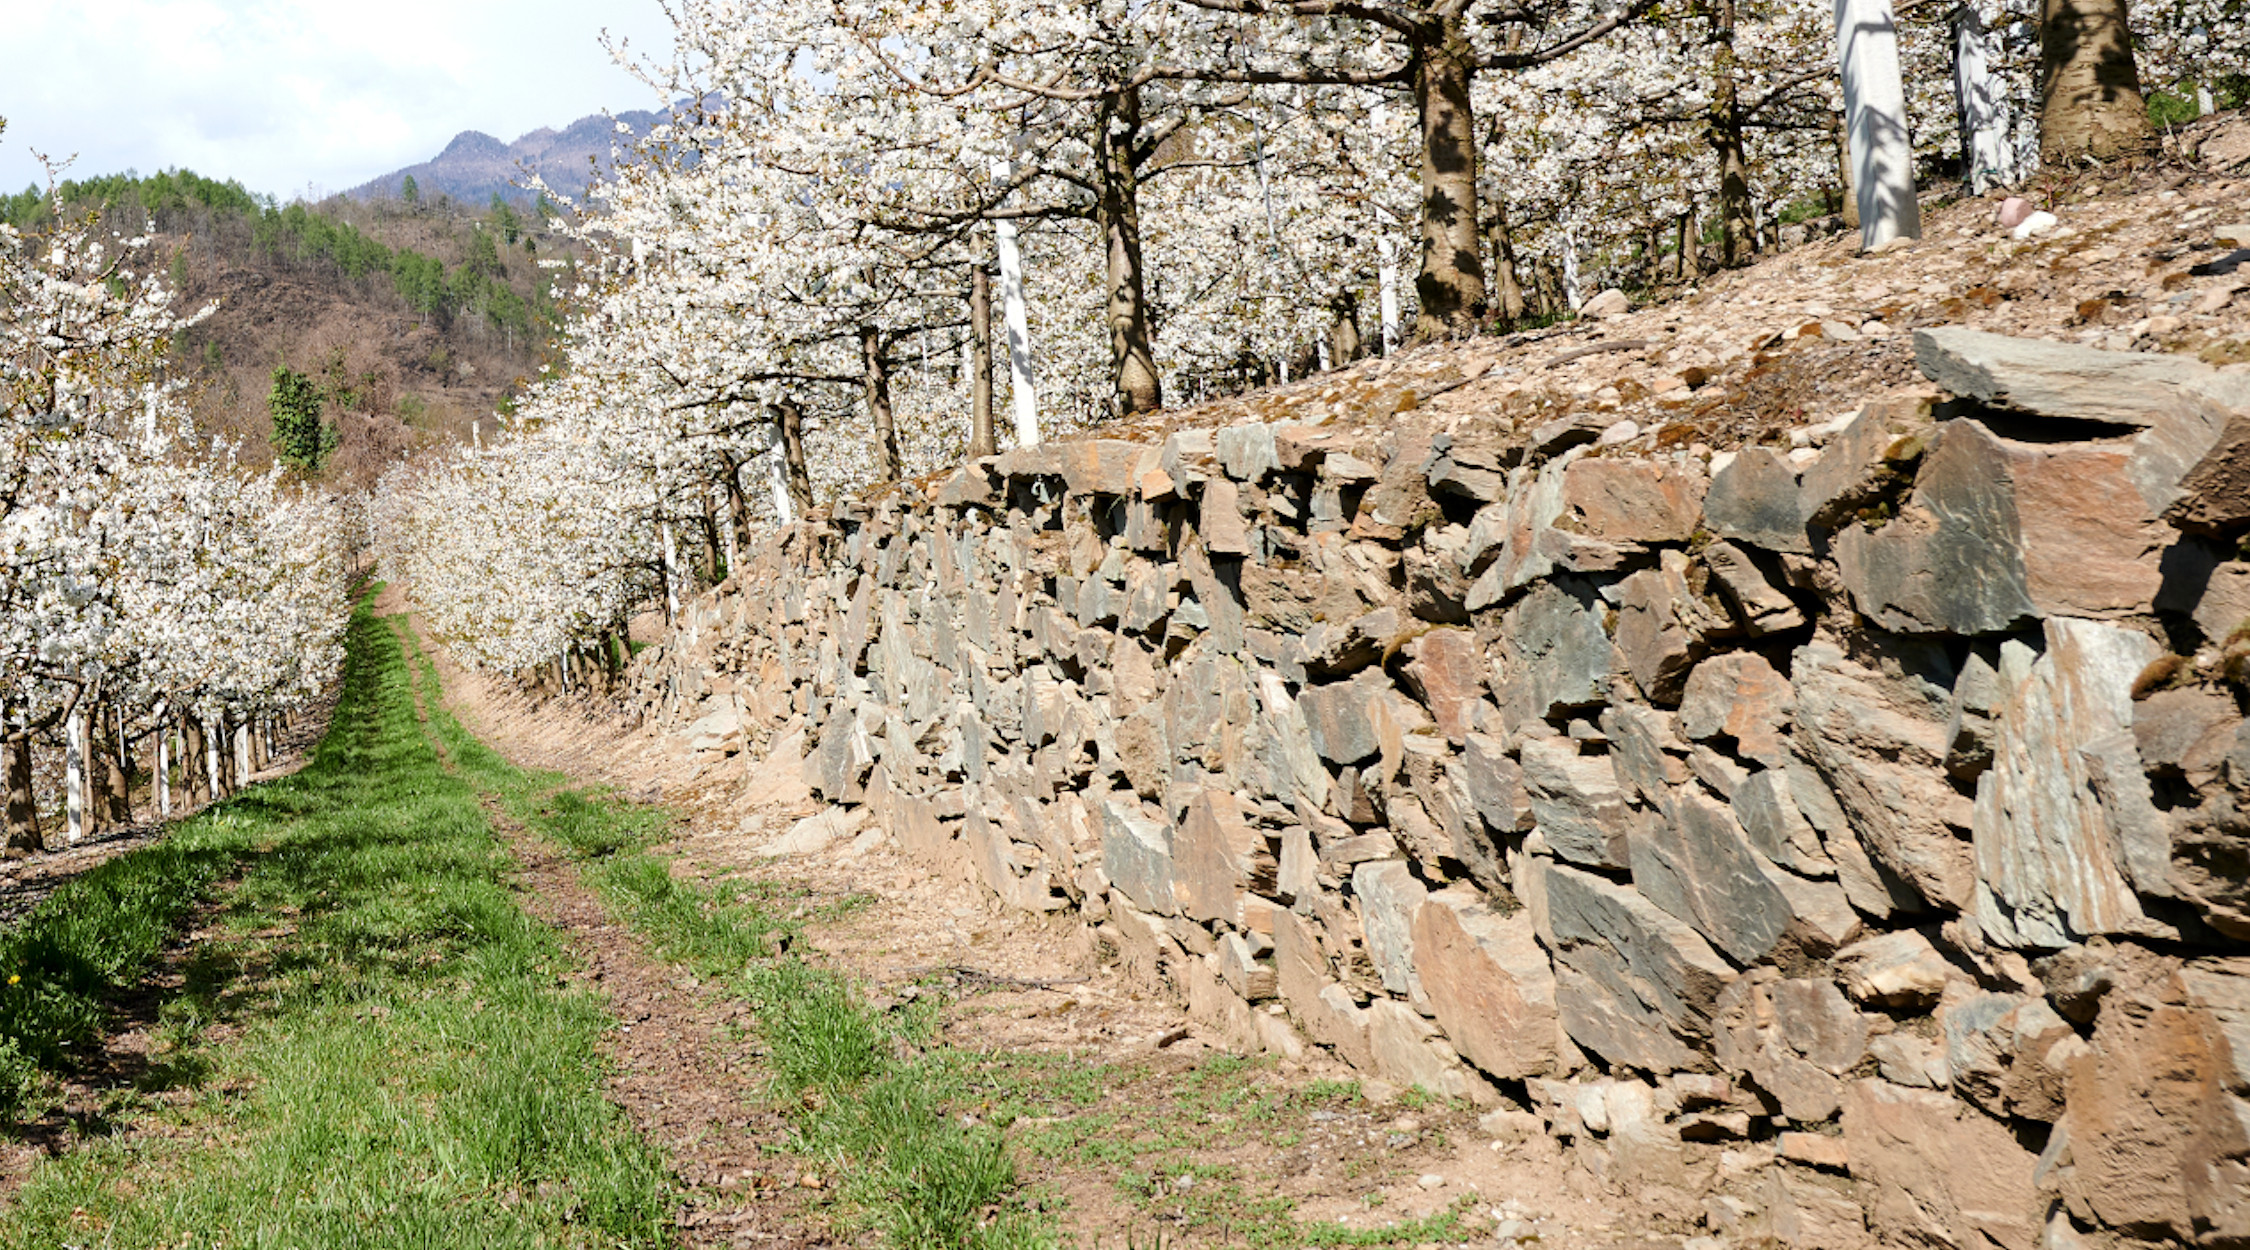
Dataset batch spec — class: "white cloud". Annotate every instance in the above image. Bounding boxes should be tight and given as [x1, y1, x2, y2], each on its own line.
[0, 0, 675, 198]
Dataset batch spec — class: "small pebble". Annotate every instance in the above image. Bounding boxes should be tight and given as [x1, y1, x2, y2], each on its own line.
[1417, 1172, 1445, 1189]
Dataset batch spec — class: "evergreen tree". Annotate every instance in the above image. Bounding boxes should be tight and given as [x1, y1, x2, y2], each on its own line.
[267, 365, 337, 473]
[402, 174, 420, 205]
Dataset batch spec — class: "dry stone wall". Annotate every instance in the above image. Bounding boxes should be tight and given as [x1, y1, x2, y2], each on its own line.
[634, 327, 2250, 1250]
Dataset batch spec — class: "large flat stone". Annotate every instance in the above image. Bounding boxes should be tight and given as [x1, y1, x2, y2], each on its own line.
[1519, 737, 1635, 870]
[1534, 859, 1737, 1072]
[2059, 955, 2250, 1243]
[1837, 419, 2170, 633]
[1400, 628, 1485, 744]
[1101, 796, 1177, 915]
[1678, 651, 1795, 766]
[1841, 1078, 2042, 1250]
[1628, 787, 1795, 965]
[1498, 578, 1614, 721]
[1974, 617, 2174, 948]
[1299, 668, 1390, 766]
[1352, 860, 1428, 1000]
[1914, 325, 2250, 428]
[1412, 887, 1559, 1080]
[1705, 447, 1811, 553]
[1173, 788, 1271, 926]
[1791, 641, 1974, 913]
[1615, 550, 1732, 702]
[1558, 458, 1708, 545]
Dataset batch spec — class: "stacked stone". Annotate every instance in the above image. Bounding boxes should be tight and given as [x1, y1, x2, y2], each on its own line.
[632, 327, 2250, 1250]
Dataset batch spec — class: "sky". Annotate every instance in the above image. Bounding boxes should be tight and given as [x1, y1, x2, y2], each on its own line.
[0, 0, 677, 200]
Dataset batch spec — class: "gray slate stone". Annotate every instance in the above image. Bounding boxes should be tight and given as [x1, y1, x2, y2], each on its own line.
[1705, 447, 1812, 553]
[1299, 668, 1391, 766]
[1973, 617, 2175, 948]
[1532, 858, 1738, 1073]
[1519, 737, 1635, 869]
[1101, 797, 1177, 915]
[1501, 578, 1613, 721]
[1792, 641, 1975, 913]
[1914, 326, 2250, 427]
[1628, 787, 1795, 965]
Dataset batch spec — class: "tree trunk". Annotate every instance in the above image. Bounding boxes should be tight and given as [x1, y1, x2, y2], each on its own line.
[1095, 87, 1162, 417]
[185, 717, 210, 805]
[968, 261, 997, 458]
[4, 724, 39, 858]
[991, 167, 1042, 447]
[698, 483, 724, 584]
[772, 397, 815, 516]
[66, 709, 87, 843]
[1954, 6, 2019, 192]
[1709, 0, 1758, 268]
[1328, 291, 1364, 366]
[2037, 0, 2153, 163]
[721, 453, 751, 557]
[1411, 15, 1487, 336]
[859, 326, 903, 481]
[1837, 0, 1924, 249]
[1486, 200, 1527, 323]
[99, 708, 131, 826]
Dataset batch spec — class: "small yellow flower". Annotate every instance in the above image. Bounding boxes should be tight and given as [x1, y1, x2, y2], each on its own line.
[7, 975, 17, 985]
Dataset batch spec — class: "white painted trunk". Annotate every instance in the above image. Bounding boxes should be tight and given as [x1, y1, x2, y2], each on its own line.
[994, 216, 1040, 447]
[1952, 7, 2018, 193]
[1837, 0, 1923, 249]
[158, 725, 171, 819]
[234, 722, 250, 781]
[1377, 237, 1400, 355]
[1563, 231, 1584, 312]
[766, 442, 795, 525]
[1317, 336, 1332, 372]
[720, 481, 738, 579]
[64, 710, 84, 845]
[205, 715, 222, 800]
[2200, 85, 2216, 116]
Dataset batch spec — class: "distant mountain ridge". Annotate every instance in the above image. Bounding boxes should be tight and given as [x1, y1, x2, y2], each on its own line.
[348, 108, 668, 206]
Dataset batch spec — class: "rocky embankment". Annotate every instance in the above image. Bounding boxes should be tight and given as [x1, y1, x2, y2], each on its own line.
[624, 217, 2250, 1248]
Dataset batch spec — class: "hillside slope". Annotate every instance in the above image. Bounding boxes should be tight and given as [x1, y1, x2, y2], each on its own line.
[3, 174, 569, 488]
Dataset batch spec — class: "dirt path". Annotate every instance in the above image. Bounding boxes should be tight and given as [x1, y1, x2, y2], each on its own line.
[492, 808, 831, 1249]
[386, 600, 829, 1247]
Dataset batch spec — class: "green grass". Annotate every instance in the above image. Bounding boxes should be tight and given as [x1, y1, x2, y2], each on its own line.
[392, 616, 1053, 1250]
[0, 593, 673, 1249]
[0, 837, 231, 1111]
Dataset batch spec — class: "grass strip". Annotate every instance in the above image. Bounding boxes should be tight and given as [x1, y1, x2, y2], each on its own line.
[391, 623, 1054, 1250]
[0, 836, 231, 1113]
[0, 593, 674, 1249]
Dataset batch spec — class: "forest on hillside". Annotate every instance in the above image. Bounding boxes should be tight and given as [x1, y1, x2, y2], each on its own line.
[3, 169, 566, 487]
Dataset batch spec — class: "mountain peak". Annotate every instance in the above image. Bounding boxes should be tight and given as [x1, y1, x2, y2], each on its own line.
[349, 108, 668, 206]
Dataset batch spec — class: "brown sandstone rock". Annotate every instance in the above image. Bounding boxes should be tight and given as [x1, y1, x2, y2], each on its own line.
[1172, 789, 1271, 926]
[1412, 887, 1559, 1080]
[1678, 651, 1796, 767]
[1841, 1078, 2042, 1250]
[1558, 458, 1708, 545]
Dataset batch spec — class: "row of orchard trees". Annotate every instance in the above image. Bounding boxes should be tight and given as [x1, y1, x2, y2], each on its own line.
[378, 0, 2238, 673]
[1, 119, 351, 854]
